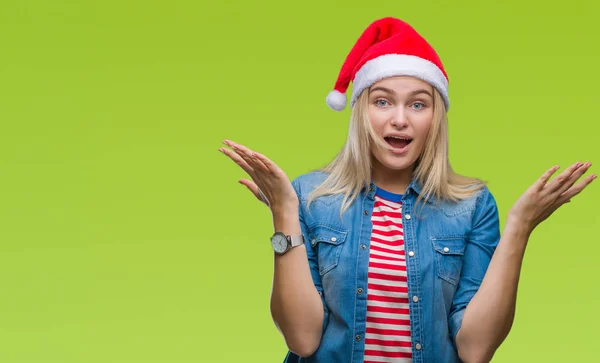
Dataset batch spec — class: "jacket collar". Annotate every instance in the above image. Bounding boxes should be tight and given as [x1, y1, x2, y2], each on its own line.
[366, 177, 423, 199]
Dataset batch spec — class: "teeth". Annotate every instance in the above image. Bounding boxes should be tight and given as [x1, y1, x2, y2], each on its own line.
[389, 136, 410, 140]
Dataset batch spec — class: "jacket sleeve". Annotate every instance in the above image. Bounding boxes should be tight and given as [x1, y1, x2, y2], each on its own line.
[448, 186, 501, 341]
[291, 177, 326, 309]
[283, 178, 326, 362]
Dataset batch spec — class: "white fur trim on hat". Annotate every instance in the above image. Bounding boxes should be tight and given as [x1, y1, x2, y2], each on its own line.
[351, 54, 449, 110]
[326, 90, 348, 111]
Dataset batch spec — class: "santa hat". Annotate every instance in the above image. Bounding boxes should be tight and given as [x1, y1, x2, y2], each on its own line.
[326, 17, 450, 111]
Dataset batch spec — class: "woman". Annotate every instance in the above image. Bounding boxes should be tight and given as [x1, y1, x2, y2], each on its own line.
[219, 17, 594, 363]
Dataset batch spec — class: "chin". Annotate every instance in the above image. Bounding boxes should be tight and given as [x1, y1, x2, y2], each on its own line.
[377, 154, 417, 171]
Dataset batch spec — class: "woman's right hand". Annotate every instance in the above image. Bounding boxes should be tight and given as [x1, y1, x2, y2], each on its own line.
[219, 140, 299, 214]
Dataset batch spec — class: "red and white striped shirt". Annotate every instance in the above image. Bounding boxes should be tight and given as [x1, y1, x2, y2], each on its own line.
[364, 190, 412, 362]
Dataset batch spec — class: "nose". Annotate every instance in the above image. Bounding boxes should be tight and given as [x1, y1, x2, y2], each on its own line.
[390, 107, 408, 129]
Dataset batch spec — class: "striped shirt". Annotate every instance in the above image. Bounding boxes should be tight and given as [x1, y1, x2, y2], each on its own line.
[364, 188, 412, 362]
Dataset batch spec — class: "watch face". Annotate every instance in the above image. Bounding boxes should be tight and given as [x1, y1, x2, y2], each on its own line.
[271, 233, 289, 254]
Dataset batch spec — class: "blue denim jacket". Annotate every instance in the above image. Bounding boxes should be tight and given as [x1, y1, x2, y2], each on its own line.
[283, 171, 501, 363]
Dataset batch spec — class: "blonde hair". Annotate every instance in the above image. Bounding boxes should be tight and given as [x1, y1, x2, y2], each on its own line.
[307, 84, 486, 215]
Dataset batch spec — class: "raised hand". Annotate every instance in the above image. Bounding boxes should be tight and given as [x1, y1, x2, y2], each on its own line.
[219, 140, 299, 214]
[508, 161, 596, 234]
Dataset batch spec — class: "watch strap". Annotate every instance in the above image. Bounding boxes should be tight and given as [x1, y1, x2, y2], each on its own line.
[288, 234, 304, 248]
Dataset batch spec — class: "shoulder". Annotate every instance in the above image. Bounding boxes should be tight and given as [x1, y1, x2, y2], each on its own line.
[460, 184, 495, 206]
[291, 170, 329, 200]
[434, 184, 497, 217]
[470, 184, 500, 223]
[462, 184, 498, 213]
[475, 185, 498, 209]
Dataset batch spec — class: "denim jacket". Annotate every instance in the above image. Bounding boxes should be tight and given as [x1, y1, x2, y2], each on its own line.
[283, 171, 501, 363]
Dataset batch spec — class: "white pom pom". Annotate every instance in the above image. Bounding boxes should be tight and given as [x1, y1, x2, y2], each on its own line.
[326, 90, 347, 112]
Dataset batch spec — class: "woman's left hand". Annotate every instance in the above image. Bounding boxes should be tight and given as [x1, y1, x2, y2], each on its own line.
[508, 161, 596, 234]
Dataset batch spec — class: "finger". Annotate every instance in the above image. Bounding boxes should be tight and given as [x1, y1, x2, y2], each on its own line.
[534, 165, 560, 190]
[257, 186, 271, 207]
[238, 179, 269, 205]
[229, 141, 271, 174]
[545, 162, 583, 193]
[249, 152, 270, 173]
[228, 141, 254, 159]
[232, 148, 258, 174]
[227, 141, 265, 172]
[253, 151, 278, 173]
[555, 162, 592, 196]
[238, 178, 259, 197]
[556, 173, 597, 203]
[219, 147, 255, 175]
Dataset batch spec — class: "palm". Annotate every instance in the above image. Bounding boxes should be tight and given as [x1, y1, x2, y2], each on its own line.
[509, 162, 595, 232]
[219, 140, 299, 211]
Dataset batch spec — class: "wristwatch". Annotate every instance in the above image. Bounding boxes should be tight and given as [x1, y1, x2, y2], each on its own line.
[271, 232, 304, 255]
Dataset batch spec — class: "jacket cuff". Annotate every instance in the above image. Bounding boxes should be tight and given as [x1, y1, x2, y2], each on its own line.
[449, 307, 465, 342]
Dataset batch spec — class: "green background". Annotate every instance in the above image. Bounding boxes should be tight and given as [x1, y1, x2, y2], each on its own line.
[1, 0, 598, 362]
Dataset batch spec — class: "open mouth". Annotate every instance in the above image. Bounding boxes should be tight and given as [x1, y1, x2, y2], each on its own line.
[384, 136, 413, 150]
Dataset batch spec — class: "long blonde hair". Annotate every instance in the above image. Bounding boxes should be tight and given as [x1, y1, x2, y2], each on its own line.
[307, 84, 486, 215]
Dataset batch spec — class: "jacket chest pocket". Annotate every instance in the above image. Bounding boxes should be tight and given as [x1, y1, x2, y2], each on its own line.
[308, 225, 348, 276]
[431, 237, 466, 286]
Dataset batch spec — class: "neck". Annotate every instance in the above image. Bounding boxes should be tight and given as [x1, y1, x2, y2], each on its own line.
[371, 162, 414, 195]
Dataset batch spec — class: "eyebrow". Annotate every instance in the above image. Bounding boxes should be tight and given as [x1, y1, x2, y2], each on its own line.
[370, 86, 433, 98]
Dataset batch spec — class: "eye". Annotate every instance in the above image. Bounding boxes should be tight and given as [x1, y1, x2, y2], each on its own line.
[375, 99, 390, 107]
[411, 102, 426, 110]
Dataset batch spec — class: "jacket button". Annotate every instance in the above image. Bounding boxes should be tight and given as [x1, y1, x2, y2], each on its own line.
[415, 343, 422, 350]
[364, 210, 369, 215]
[360, 244, 367, 250]
[412, 295, 419, 303]
[408, 251, 415, 257]
[443, 247, 450, 253]
[357, 288, 364, 294]
[405, 214, 411, 220]
[331, 237, 337, 242]
[355, 335, 361, 341]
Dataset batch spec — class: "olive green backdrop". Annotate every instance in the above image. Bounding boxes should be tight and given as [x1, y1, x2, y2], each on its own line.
[1, 0, 598, 362]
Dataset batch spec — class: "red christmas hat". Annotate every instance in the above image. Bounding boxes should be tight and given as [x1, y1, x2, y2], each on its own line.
[326, 17, 450, 111]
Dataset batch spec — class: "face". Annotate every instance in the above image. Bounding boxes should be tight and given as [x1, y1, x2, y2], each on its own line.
[367, 76, 435, 173]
